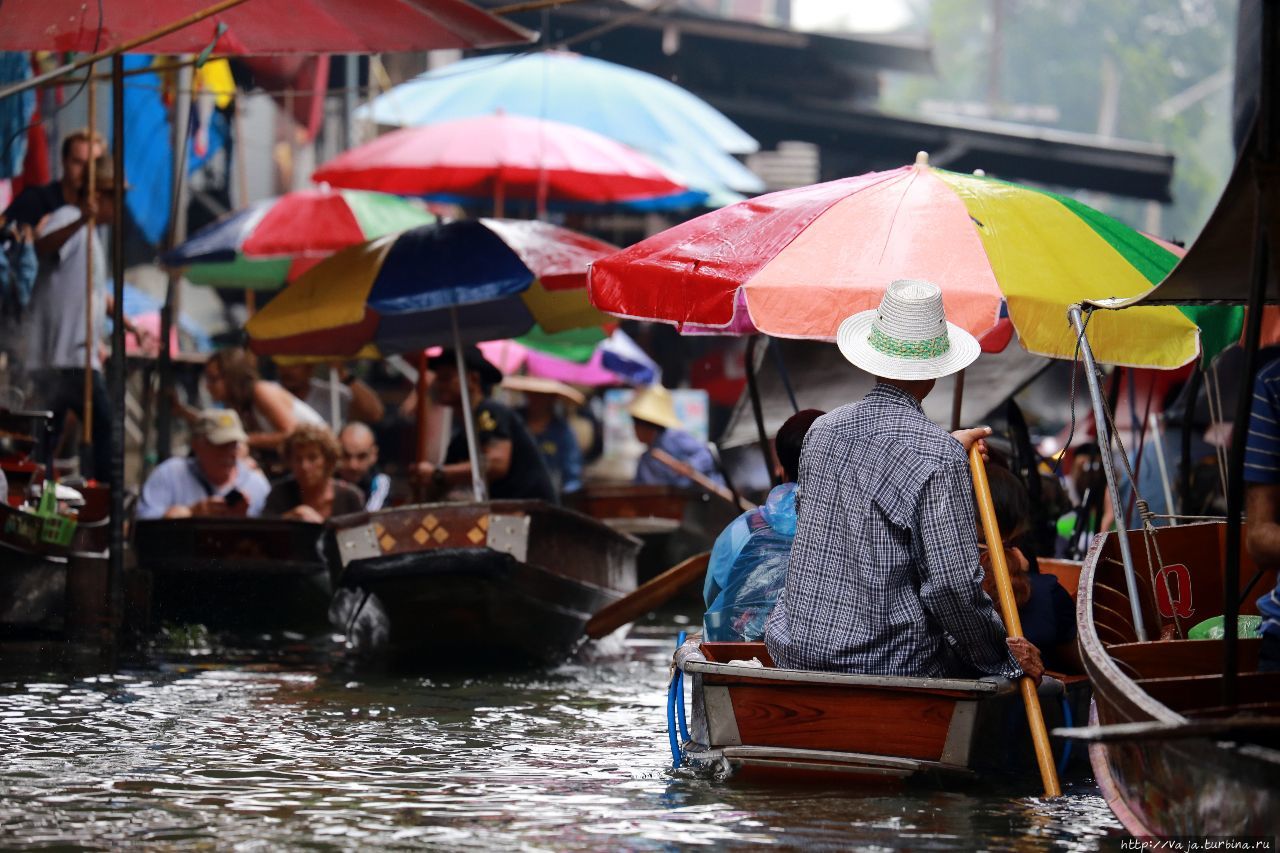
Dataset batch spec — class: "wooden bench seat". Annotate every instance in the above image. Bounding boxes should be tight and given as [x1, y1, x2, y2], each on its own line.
[1109, 637, 1262, 679]
[1135, 671, 1280, 714]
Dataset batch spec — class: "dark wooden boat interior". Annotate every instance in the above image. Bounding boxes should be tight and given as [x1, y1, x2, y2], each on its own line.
[134, 517, 331, 635]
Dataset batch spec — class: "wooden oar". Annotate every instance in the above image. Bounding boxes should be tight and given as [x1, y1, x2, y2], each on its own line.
[584, 551, 710, 639]
[969, 444, 1062, 798]
[650, 447, 755, 512]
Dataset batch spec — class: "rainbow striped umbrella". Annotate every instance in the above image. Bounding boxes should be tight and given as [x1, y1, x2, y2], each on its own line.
[590, 155, 1241, 368]
[162, 186, 435, 289]
[246, 218, 614, 358]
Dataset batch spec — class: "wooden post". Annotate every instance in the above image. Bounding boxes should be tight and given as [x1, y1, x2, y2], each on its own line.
[83, 70, 97, 449]
[969, 443, 1062, 798]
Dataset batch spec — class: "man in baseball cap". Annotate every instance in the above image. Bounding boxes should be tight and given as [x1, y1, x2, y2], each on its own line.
[136, 409, 271, 519]
[764, 279, 1043, 684]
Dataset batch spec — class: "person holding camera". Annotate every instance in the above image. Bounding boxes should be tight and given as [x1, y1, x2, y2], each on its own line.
[136, 409, 270, 520]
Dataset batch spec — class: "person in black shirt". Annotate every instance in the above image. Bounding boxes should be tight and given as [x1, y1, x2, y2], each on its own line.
[411, 346, 556, 503]
[4, 129, 105, 244]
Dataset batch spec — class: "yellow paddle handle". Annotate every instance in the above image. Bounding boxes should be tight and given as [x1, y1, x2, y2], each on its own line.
[969, 444, 1062, 798]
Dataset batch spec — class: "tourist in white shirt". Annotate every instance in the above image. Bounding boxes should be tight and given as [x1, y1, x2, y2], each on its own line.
[136, 409, 270, 520]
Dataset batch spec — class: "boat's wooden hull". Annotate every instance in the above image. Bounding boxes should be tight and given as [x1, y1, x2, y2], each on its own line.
[135, 518, 331, 635]
[1079, 522, 1280, 837]
[0, 492, 112, 642]
[328, 500, 640, 666]
[679, 641, 1088, 784]
[567, 484, 738, 582]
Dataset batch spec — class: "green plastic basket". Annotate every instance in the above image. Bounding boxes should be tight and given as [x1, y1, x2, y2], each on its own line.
[1187, 614, 1263, 641]
[35, 484, 77, 548]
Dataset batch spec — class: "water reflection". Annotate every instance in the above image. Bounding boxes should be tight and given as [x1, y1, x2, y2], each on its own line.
[0, 623, 1122, 850]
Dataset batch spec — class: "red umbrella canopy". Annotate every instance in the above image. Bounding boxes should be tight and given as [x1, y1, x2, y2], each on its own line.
[0, 0, 532, 53]
[313, 114, 690, 207]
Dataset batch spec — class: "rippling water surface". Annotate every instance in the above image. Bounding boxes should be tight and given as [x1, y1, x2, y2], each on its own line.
[0, 619, 1122, 850]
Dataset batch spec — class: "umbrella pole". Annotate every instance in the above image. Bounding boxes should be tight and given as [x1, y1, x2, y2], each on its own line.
[950, 369, 966, 432]
[451, 306, 488, 502]
[415, 348, 431, 502]
[328, 366, 341, 432]
[83, 67, 97, 452]
[1068, 304, 1148, 641]
[157, 59, 194, 463]
[1149, 412, 1176, 525]
[745, 336, 779, 488]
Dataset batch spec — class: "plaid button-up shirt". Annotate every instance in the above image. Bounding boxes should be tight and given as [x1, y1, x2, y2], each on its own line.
[764, 383, 1021, 679]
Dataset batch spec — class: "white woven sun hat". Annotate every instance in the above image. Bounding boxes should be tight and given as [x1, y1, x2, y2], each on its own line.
[836, 279, 980, 380]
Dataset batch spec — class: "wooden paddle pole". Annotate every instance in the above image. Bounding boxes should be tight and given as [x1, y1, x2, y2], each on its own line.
[969, 443, 1062, 798]
[585, 551, 710, 639]
[414, 348, 431, 501]
[83, 72, 98, 448]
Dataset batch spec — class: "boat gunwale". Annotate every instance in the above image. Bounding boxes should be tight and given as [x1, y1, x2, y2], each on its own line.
[682, 659, 1013, 695]
[328, 499, 644, 550]
[699, 744, 977, 778]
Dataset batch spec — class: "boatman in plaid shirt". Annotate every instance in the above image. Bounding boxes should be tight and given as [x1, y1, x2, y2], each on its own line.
[764, 280, 1043, 681]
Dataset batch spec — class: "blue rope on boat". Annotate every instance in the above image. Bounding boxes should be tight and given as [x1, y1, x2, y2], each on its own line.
[675, 633, 691, 743]
[1057, 694, 1074, 776]
[667, 632, 689, 769]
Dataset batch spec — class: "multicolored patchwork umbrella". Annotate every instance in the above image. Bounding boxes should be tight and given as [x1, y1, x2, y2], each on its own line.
[161, 187, 435, 289]
[589, 154, 1242, 368]
[246, 218, 615, 358]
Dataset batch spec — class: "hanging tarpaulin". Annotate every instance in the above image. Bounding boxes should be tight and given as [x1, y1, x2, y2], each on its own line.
[120, 55, 230, 247]
[0, 52, 34, 179]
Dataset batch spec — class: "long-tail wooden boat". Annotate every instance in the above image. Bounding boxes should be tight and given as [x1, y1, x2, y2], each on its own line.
[134, 517, 330, 635]
[0, 484, 115, 646]
[673, 556, 1089, 784]
[676, 640, 1089, 783]
[1078, 521, 1280, 837]
[327, 500, 640, 666]
[567, 483, 738, 581]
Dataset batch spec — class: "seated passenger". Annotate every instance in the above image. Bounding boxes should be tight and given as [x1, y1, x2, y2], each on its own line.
[704, 409, 824, 641]
[978, 465, 1080, 673]
[264, 423, 365, 523]
[337, 422, 391, 511]
[764, 280, 1042, 682]
[137, 410, 270, 519]
[195, 347, 324, 454]
[411, 347, 556, 502]
[630, 384, 724, 489]
[275, 359, 385, 431]
[511, 377, 585, 496]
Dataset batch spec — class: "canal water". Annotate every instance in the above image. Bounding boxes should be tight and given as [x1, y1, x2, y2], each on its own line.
[0, 614, 1122, 850]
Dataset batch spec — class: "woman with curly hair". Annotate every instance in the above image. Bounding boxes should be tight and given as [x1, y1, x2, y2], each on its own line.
[264, 423, 365, 522]
[198, 347, 324, 453]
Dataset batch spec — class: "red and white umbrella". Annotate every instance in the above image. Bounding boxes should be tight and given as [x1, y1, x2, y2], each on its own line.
[313, 113, 693, 214]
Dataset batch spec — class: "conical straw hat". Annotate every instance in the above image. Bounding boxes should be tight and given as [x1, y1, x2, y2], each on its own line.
[628, 384, 682, 431]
